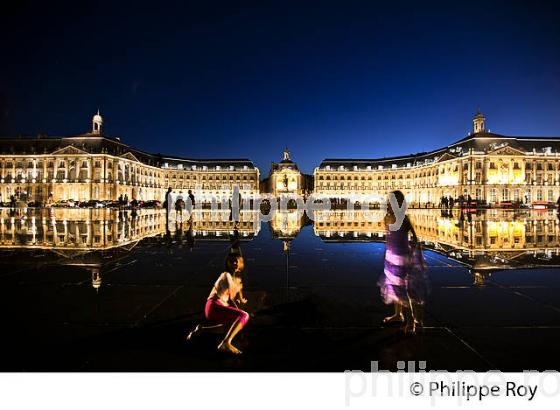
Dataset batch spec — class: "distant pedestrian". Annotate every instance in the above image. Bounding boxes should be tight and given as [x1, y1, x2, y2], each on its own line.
[164, 188, 173, 233]
[186, 218, 195, 252]
[175, 192, 185, 221]
[164, 188, 172, 210]
[188, 189, 195, 208]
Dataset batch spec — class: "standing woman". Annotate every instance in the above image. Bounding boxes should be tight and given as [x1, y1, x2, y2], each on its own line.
[378, 190, 427, 335]
[194, 253, 249, 354]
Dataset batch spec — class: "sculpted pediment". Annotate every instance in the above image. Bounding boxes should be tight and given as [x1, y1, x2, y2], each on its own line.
[487, 145, 525, 156]
[120, 152, 141, 162]
[51, 145, 89, 156]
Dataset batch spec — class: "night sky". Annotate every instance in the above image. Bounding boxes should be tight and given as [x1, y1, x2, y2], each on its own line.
[1, 0, 559, 175]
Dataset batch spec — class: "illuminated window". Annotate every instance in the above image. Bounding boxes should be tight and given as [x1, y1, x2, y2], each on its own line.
[490, 188, 497, 203]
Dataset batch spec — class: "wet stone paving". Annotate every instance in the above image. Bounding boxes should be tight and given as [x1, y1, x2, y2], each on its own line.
[0, 207, 559, 371]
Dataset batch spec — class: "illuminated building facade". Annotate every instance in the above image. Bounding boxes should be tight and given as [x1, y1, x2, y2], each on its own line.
[3, 111, 560, 207]
[314, 111, 560, 206]
[0, 112, 260, 204]
[267, 148, 303, 197]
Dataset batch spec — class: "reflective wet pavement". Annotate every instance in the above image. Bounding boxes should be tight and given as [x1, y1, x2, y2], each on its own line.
[0, 208, 559, 371]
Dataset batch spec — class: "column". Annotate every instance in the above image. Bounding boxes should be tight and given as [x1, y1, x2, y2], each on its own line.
[114, 160, 119, 200]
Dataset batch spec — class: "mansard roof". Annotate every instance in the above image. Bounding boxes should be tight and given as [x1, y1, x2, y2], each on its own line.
[161, 156, 256, 169]
[270, 159, 299, 172]
[319, 132, 560, 169]
[0, 133, 256, 169]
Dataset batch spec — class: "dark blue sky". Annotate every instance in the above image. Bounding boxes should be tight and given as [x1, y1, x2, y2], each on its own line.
[1, 0, 559, 174]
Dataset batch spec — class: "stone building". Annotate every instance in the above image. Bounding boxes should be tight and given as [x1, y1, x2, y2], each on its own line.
[314, 111, 560, 206]
[267, 148, 303, 197]
[0, 112, 260, 204]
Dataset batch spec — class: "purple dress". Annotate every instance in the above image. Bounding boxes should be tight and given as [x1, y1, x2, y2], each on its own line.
[378, 218, 428, 305]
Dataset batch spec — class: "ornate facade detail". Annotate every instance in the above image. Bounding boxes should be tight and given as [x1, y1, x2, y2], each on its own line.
[314, 114, 560, 206]
[0, 113, 260, 204]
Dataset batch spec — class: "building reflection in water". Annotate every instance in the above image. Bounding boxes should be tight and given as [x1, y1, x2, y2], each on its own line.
[269, 209, 309, 300]
[0, 208, 262, 250]
[0, 208, 261, 291]
[314, 208, 560, 285]
[1, 208, 559, 289]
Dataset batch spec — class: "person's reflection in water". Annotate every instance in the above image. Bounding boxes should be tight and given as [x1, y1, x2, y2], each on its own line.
[130, 208, 138, 232]
[229, 223, 250, 302]
[175, 221, 184, 248]
[186, 218, 195, 252]
[457, 207, 465, 228]
[164, 187, 172, 235]
[187, 254, 249, 355]
[229, 223, 242, 256]
[378, 190, 429, 335]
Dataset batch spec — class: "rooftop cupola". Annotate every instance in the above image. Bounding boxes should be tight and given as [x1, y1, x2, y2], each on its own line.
[92, 109, 103, 134]
[473, 109, 485, 134]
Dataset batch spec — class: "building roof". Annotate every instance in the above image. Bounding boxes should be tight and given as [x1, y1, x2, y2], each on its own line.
[0, 133, 256, 170]
[318, 132, 560, 170]
[271, 159, 299, 172]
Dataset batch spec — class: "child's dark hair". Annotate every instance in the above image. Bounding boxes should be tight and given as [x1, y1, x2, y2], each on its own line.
[388, 190, 406, 214]
[225, 253, 243, 275]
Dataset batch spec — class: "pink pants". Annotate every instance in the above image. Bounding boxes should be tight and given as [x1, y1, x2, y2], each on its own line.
[205, 299, 249, 327]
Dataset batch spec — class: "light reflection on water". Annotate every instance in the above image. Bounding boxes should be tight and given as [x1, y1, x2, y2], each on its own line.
[1, 207, 559, 272]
